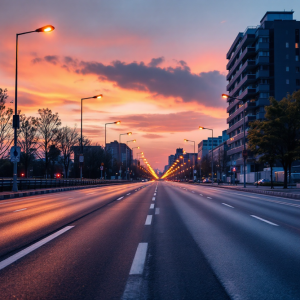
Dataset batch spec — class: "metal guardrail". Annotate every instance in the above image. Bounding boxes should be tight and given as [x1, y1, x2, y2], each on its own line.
[0, 178, 128, 192]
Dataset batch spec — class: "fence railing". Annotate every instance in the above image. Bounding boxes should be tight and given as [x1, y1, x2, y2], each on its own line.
[0, 178, 129, 192]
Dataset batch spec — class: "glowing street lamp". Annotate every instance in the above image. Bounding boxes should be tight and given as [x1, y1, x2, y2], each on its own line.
[80, 94, 103, 179]
[12, 24, 55, 191]
[105, 120, 121, 152]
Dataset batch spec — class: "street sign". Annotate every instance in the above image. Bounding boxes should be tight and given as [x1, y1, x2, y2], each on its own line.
[10, 146, 21, 162]
[79, 154, 84, 163]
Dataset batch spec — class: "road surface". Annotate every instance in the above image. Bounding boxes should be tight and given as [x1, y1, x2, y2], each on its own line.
[0, 181, 300, 299]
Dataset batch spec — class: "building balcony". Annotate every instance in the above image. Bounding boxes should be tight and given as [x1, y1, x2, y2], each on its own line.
[255, 29, 269, 38]
[227, 98, 240, 113]
[256, 70, 269, 79]
[227, 47, 256, 72]
[227, 60, 256, 82]
[227, 101, 256, 124]
[255, 42, 269, 51]
[238, 87, 256, 100]
[227, 145, 244, 156]
[256, 84, 270, 93]
[256, 56, 269, 64]
[227, 131, 247, 146]
[256, 98, 270, 107]
[227, 115, 256, 135]
[228, 74, 256, 97]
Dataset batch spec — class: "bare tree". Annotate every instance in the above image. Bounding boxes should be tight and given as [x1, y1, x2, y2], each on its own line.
[36, 108, 61, 178]
[56, 126, 79, 178]
[0, 88, 14, 159]
[17, 115, 39, 177]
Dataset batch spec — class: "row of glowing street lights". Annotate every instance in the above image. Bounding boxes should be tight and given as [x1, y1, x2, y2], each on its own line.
[12, 24, 157, 190]
[163, 93, 246, 185]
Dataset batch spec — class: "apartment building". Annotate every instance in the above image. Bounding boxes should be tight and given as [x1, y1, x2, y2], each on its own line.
[226, 11, 300, 182]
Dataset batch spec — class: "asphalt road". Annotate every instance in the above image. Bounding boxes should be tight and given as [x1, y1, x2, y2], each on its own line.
[0, 181, 300, 299]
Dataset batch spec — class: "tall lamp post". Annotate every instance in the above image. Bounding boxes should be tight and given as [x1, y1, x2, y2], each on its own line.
[12, 25, 55, 192]
[199, 126, 214, 183]
[105, 121, 121, 151]
[184, 139, 196, 181]
[126, 139, 136, 179]
[80, 94, 103, 179]
[222, 93, 247, 188]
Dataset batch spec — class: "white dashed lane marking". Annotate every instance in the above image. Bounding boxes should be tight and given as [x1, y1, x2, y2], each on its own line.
[117, 197, 124, 201]
[127, 193, 131, 196]
[145, 215, 152, 225]
[14, 208, 27, 212]
[155, 208, 160, 215]
[150, 204, 154, 209]
[129, 243, 148, 275]
[152, 197, 155, 201]
[251, 215, 279, 226]
[222, 203, 234, 208]
[207, 197, 212, 199]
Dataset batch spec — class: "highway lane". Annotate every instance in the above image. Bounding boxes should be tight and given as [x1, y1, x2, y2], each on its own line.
[0, 181, 156, 299]
[1, 180, 300, 299]
[154, 182, 300, 299]
[0, 182, 150, 258]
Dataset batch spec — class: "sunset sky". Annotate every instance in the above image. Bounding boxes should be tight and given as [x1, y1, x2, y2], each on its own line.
[1, 0, 299, 170]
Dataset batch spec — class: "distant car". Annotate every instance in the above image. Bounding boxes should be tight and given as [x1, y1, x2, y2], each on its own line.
[141, 179, 145, 182]
[203, 178, 212, 183]
[254, 179, 270, 185]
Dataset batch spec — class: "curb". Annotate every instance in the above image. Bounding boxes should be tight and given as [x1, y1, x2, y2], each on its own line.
[0, 182, 131, 201]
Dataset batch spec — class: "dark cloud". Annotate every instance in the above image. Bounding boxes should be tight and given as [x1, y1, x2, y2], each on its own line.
[64, 56, 78, 67]
[44, 55, 59, 65]
[78, 59, 226, 107]
[148, 57, 164, 67]
[108, 111, 225, 133]
[31, 57, 42, 64]
[142, 133, 164, 139]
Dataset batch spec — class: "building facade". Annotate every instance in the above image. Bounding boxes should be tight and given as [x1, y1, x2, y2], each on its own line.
[226, 11, 300, 182]
[106, 140, 132, 167]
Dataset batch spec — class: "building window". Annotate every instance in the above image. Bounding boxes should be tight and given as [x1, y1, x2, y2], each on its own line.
[296, 43, 299, 49]
[297, 79, 300, 86]
[286, 66, 289, 72]
[260, 93, 269, 98]
[259, 51, 269, 56]
[286, 54, 289, 59]
[286, 79, 289, 84]
[296, 56, 299, 61]
[286, 42, 289, 48]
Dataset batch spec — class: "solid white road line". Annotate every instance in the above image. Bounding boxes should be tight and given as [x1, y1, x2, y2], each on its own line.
[155, 208, 160, 215]
[129, 243, 148, 275]
[150, 204, 155, 209]
[251, 215, 279, 226]
[0, 226, 74, 271]
[127, 193, 131, 195]
[13, 208, 27, 212]
[145, 215, 152, 225]
[152, 197, 155, 201]
[207, 197, 212, 199]
[154, 193, 156, 196]
[222, 203, 234, 208]
[117, 197, 124, 201]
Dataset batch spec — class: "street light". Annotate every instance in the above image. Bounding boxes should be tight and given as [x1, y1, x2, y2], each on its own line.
[80, 94, 103, 179]
[222, 93, 247, 188]
[105, 121, 121, 151]
[199, 126, 214, 183]
[12, 24, 55, 192]
[184, 139, 196, 181]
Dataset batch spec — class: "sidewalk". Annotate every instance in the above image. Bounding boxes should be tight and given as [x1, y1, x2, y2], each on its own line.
[0, 182, 130, 200]
[199, 183, 300, 200]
